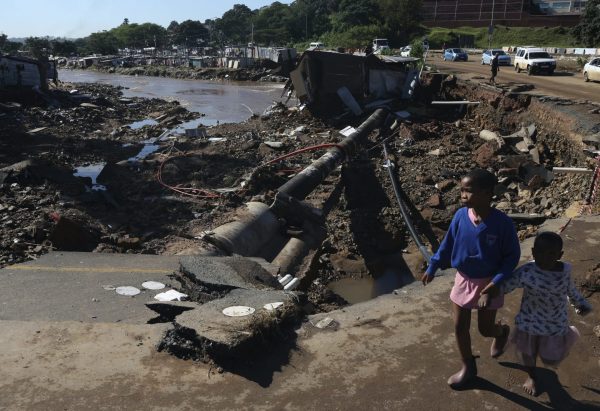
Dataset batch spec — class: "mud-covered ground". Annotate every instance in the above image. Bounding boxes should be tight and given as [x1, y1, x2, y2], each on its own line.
[1, 76, 598, 310]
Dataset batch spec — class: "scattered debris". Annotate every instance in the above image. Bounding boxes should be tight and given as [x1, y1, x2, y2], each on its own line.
[155, 290, 188, 302]
[115, 286, 141, 296]
[222, 306, 256, 317]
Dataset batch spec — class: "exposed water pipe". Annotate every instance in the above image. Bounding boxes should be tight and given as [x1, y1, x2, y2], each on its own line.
[382, 142, 432, 263]
[275, 108, 388, 202]
[203, 108, 389, 257]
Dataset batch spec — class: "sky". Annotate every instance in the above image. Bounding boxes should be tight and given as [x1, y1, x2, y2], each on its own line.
[1, 0, 293, 39]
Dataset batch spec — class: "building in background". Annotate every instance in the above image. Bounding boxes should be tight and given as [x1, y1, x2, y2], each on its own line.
[422, 0, 584, 27]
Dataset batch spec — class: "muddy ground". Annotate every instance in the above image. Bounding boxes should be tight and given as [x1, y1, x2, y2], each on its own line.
[1, 75, 598, 310]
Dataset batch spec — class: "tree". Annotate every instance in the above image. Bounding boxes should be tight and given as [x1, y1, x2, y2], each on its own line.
[50, 39, 79, 56]
[330, 0, 378, 33]
[24, 37, 51, 59]
[123, 18, 129, 25]
[572, 0, 600, 47]
[252, 2, 294, 44]
[167, 20, 180, 45]
[175, 20, 209, 46]
[0, 34, 6, 51]
[87, 31, 119, 54]
[289, 0, 340, 41]
[215, 4, 255, 44]
[376, 0, 423, 45]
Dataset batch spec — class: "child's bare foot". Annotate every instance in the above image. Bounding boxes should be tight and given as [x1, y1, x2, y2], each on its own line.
[447, 356, 478, 389]
[491, 324, 510, 358]
[523, 376, 538, 396]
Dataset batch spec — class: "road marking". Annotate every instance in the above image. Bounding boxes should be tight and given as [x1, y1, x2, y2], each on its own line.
[7, 266, 173, 274]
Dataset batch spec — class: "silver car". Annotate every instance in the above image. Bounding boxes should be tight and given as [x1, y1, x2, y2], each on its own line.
[583, 57, 600, 82]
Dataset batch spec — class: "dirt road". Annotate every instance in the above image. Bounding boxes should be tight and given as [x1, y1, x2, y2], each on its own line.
[434, 56, 600, 103]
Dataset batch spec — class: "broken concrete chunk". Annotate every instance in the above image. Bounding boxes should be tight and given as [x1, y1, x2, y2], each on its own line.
[474, 141, 501, 167]
[515, 141, 530, 153]
[264, 141, 284, 149]
[314, 317, 339, 330]
[426, 193, 442, 208]
[479, 130, 505, 147]
[80, 102, 100, 109]
[427, 148, 442, 156]
[436, 179, 455, 192]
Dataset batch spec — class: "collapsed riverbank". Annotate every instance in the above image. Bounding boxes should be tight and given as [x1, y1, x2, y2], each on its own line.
[1, 75, 598, 310]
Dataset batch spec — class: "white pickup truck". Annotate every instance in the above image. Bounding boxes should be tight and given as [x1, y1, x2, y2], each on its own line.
[514, 47, 556, 75]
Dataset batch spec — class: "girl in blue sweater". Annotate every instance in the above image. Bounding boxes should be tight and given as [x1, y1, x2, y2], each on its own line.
[422, 168, 521, 388]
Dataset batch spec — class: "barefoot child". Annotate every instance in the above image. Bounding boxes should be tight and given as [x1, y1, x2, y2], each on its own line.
[486, 231, 592, 396]
[421, 168, 521, 388]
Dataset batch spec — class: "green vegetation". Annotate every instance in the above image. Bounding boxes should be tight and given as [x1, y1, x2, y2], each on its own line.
[427, 26, 577, 49]
[572, 0, 600, 47]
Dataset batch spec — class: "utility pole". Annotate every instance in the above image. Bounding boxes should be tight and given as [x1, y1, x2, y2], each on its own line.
[488, 0, 495, 49]
[305, 15, 308, 41]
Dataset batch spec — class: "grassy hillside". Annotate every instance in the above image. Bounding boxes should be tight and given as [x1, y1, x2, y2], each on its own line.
[427, 26, 577, 49]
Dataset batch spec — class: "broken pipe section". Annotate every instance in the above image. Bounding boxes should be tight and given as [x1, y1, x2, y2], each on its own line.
[204, 108, 389, 259]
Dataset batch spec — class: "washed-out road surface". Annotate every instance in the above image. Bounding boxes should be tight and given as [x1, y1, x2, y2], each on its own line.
[435, 57, 600, 103]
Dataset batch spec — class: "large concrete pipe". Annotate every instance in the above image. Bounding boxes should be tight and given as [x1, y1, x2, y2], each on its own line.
[275, 108, 388, 202]
[204, 202, 280, 256]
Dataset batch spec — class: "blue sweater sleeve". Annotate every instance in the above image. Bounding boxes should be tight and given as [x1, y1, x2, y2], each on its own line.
[426, 211, 459, 276]
[491, 216, 520, 284]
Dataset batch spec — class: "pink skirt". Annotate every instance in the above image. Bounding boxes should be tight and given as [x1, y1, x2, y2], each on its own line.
[450, 271, 504, 310]
[511, 326, 580, 366]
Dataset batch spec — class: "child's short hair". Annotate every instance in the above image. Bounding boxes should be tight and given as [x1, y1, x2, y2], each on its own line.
[534, 231, 563, 250]
[467, 168, 497, 192]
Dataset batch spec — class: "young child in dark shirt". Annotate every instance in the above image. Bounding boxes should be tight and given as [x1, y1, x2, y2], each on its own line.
[422, 168, 520, 388]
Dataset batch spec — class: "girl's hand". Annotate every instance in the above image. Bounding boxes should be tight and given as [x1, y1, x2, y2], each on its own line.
[480, 282, 499, 298]
[421, 273, 434, 285]
[478, 293, 491, 309]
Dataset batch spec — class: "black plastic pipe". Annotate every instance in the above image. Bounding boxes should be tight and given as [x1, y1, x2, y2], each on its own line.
[383, 142, 432, 263]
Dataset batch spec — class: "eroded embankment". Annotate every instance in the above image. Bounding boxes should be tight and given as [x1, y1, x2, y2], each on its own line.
[1, 76, 598, 316]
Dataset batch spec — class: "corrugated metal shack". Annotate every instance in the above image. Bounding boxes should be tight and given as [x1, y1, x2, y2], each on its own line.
[0, 55, 42, 88]
[290, 51, 419, 114]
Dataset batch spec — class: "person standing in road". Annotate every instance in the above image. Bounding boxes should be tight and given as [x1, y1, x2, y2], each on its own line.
[490, 52, 500, 84]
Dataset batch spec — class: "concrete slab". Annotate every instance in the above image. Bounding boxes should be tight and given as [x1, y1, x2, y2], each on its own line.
[0, 217, 598, 409]
[175, 288, 296, 347]
[0, 251, 180, 323]
[179, 256, 281, 291]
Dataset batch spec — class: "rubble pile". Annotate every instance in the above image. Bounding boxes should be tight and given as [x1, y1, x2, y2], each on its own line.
[1, 78, 597, 311]
[89, 64, 287, 83]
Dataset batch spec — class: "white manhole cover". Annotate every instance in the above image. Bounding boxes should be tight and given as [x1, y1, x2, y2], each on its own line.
[264, 302, 284, 311]
[115, 286, 141, 296]
[222, 306, 255, 317]
[142, 281, 165, 290]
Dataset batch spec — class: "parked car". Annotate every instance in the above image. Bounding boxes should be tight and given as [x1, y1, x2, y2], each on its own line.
[514, 47, 556, 75]
[307, 42, 325, 50]
[400, 45, 412, 57]
[443, 48, 468, 61]
[372, 38, 390, 54]
[583, 57, 600, 82]
[481, 49, 511, 66]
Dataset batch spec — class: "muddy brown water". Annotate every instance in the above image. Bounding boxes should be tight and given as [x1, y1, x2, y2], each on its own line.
[58, 70, 286, 125]
[327, 254, 416, 304]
